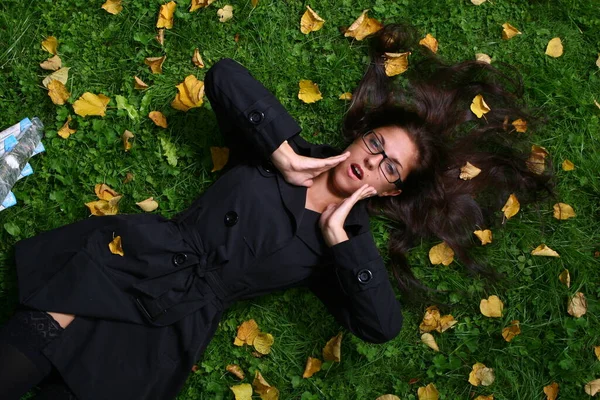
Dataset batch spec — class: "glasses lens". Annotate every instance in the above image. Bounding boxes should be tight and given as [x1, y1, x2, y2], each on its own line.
[364, 131, 383, 154]
[380, 159, 400, 183]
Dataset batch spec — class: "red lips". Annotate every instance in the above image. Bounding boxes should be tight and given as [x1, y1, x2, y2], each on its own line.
[350, 163, 363, 180]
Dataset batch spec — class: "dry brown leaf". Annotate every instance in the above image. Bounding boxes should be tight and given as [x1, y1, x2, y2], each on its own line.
[438, 315, 457, 332]
[122, 130, 134, 151]
[475, 53, 492, 64]
[42, 36, 58, 55]
[192, 48, 205, 68]
[502, 320, 521, 342]
[252, 0, 258, 7]
[512, 118, 527, 132]
[300, 6, 325, 35]
[474, 229, 493, 245]
[148, 111, 168, 128]
[47, 80, 70, 105]
[40, 55, 62, 71]
[344, 10, 383, 41]
[585, 379, 600, 396]
[134, 76, 149, 90]
[471, 94, 490, 118]
[226, 364, 245, 380]
[567, 292, 587, 318]
[136, 197, 159, 212]
[156, 29, 165, 46]
[253, 332, 274, 355]
[562, 159, 575, 171]
[417, 383, 439, 400]
[526, 145, 549, 175]
[531, 244, 560, 257]
[469, 362, 495, 386]
[558, 269, 570, 288]
[145, 56, 166, 74]
[95, 183, 120, 200]
[230, 383, 253, 400]
[384, 52, 410, 77]
[85, 195, 122, 216]
[172, 75, 205, 112]
[421, 333, 439, 352]
[157, 1, 176, 29]
[58, 116, 76, 139]
[543, 382, 559, 400]
[102, 0, 123, 15]
[339, 92, 352, 100]
[474, 396, 494, 400]
[429, 242, 454, 266]
[302, 357, 322, 378]
[553, 203, 575, 220]
[459, 161, 481, 180]
[253, 371, 279, 400]
[480, 295, 504, 318]
[123, 172, 134, 184]
[235, 319, 259, 346]
[502, 193, 520, 219]
[217, 5, 233, 23]
[376, 395, 401, 400]
[190, 0, 215, 12]
[210, 147, 230, 172]
[595, 347, 600, 361]
[502, 23, 521, 40]
[419, 34, 438, 53]
[323, 332, 342, 362]
[108, 236, 124, 256]
[419, 306, 441, 333]
[73, 93, 110, 117]
[545, 37, 563, 58]
[42, 67, 70, 88]
[298, 80, 322, 104]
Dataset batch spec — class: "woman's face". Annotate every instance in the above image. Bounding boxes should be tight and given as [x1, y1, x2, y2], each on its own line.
[331, 125, 420, 197]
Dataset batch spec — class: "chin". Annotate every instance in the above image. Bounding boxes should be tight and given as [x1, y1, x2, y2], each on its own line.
[331, 167, 360, 197]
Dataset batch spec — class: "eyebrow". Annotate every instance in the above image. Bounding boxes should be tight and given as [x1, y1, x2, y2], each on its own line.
[378, 134, 404, 170]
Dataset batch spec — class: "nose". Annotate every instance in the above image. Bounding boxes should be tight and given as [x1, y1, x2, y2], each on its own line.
[364, 153, 384, 170]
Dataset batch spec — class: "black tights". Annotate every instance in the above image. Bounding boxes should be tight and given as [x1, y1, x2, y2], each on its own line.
[0, 308, 77, 399]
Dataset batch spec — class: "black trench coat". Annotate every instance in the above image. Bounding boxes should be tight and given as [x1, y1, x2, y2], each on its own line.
[14, 59, 403, 400]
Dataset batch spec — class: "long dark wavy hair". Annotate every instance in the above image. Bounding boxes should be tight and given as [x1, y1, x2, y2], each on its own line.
[344, 24, 554, 303]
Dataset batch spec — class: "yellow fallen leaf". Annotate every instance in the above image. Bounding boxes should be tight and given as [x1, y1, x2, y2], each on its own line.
[302, 357, 322, 378]
[42, 36, 58, 55]
[253, 371, 279, 400]
[474, 396, 494, 400]
[480, 295, 504, 318]
[145, 56, 166, 74]
[156, 29, 165, 46]
[421, 333, 439, 352]
[217, 5, 233, 23]
[344, 10, 383, 41]
[95, 183, 120, 201]
[323, 332, 342, 362]
[531, 244, 559, 257]
[553, 203, 575, 220]
[122, 130, 134, 151]
[512, 118, 527, 132]
[230, 383, 253, 400]
[157, 1, 176, 29]
[85, 195, 122, 216]
[252, 0, 258, 7]
[585, 379, 600, 396]
[419, 34, 438, 53]
[190, 0, 215, 12]
[502, 193, 520, 219]
[235, 319, 259, 346]
[73, 93, 110, 117]
[298, 80, 322, 104]
[595, 99, 600, 110]
[40, 55, 62, 71]
[376, 396, 401, 400]
[47, 80, 70, 105]
[253, 332, 274, 355]
[108, 235, 124, 256]
[459, 161, 481, 180]
[192, 48, 205, 68]
[475, 53, 492, 64]
[561, 159, 575, 171]
[438, 314, 457, 332]
[543, 382, 559, 400]
[42, 67, 70, 88]
[58, 116, 76, 139]
[172, 75, 205, 112]
[471, 94, 490, 118]
[474, 229, 492, 245]
[567, 292, 587, 318]
[233, 337, 244, 346]
[595, 347, 600, 361]
[419, 306, 441, 333]
[339, 92, 352, 100]
[597, 54, 600, 69]
[545, 37, 563, 58]
[148, 111, 168, 128]
[300, 6, 325, 34]
[417, 383, 439, 400]
[558, 269, 570, 288]
[210, 147, 230, 172]
[226, 364, 245, 380]
[136, 197, 159, 212]
[469, 362, 495, 386]
[134, 76, 149, 90]
[429, 242, 454, 266]
[502, 23, 521, 40]
[471, 0, 487, 4]
[123, 172, 134, 184]
[102, 0, 123, 15]
[501, 320, 521, 342]
[384, 52, 410, 77]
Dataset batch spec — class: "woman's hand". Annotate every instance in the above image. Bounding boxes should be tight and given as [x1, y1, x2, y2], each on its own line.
[270, 140, 350, 187]
[319, 184, 377, 247]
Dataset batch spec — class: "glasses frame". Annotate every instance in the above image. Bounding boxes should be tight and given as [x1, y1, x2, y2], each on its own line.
[361, 130, 404, 190]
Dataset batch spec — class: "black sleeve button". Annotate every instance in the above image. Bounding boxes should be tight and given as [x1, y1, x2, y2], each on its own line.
[173, 253, 188, 266]
[357, 269, 373, 284]
[224, 211, 239, 227]
[248, 110, 264, 125]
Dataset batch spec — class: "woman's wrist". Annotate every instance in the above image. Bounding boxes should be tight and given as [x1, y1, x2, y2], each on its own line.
[270, 140, 295, 170]
[324, 228, 349, 247]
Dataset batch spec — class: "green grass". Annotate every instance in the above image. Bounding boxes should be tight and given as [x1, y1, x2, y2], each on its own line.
[1, 0, 600, 399]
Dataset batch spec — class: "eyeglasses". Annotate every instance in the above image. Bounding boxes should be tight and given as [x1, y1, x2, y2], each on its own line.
[362, 130, 404, 189]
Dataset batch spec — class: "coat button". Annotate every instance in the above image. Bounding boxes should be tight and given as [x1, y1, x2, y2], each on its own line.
[173, 253, 188, 266]
[357, 269, 373, 284]
[224, 211, 239, 227]
[263, 161, 274, 173]
[248, 111, 264, 125]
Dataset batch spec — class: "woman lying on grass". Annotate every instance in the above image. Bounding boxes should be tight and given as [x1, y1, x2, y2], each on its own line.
[0, 24, 551, 400]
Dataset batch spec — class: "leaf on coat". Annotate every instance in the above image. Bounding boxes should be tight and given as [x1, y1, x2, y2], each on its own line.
[501, 193, 520, 219]
[419, 34, 438, 53]
[47, 80, 70, 105]
[40, 55, 62, 71]
[145, 55, 166, 74]
[421, 333, 439, 351]
[558, 269, 570, 288]
[545, 37, 563, 58]
[234, 319, 260, 346]
[567, 292, 587, 318]
[531, 244, 559, 257]
[217, 5, 233, 23]
[226, 364, 245, 380]
[429, 242, 454, 266]
[58, 116, 76, 139]
[501, 23, 521, 40]
[480, 295, 504, 318]
[253, 332, 274, 355]
[322, 332, 342, 362]
[553, 203, 575, 220]
[459, 161, 481, 180]
[344, 10, 383, 41]
[172, 75, 205, 112]
[102, 0, 123, 15]
[230, 383, 253, 400]
[136, 197, 159, 212]
[73, 93, 110, 117]
[473, 229, 492, 245]
[159, 135, 178, 166]
[468, 362, 495, 386]
[253, 371, 279, 400]
[300, 6, 325, 35]
[190, 0, 215, 12]
[192, 48, 205, 68]
[302, 356, 322, 378]
[501, 320, 521, 342]
[211, 147, 230, 172]
[149, 111, 168, 128]
[42, 36, 58, 55]
[157, 1, 176, 29]
[470, 94, 490, 118]
[42, 67, 70, 88]
[384, 52, 410, 77]
[544, 382, 559, 400]
[417, 383, 439, 400]
[108, 235, 124, 256]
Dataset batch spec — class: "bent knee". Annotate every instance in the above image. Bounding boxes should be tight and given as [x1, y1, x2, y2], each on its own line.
[46, 312, 75, 329]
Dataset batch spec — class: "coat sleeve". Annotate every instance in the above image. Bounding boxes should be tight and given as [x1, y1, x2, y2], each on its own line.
[204, 58, 302, 162]
[307, 231, 403, 344]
